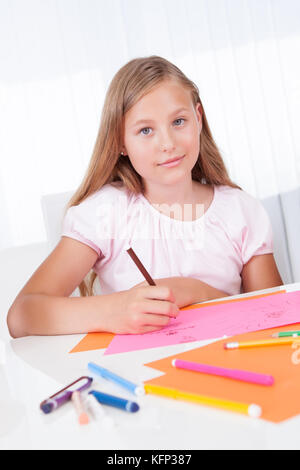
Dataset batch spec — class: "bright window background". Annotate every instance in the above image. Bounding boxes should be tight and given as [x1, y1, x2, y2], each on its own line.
[0, 0, 299, 250]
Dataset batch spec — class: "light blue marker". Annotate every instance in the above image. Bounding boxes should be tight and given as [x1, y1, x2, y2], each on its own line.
[88, 362, 145, 397]
[89, 390, 139, 413]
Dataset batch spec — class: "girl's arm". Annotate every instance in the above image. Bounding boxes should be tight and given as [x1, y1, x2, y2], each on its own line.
[241, 253, 283, 293]
[135, 253, 283, 308]
[135, 277, 229, 308]
[7, 237, 179, 337]
[7, 237, 103, 337]
[8, 292, 124, 337]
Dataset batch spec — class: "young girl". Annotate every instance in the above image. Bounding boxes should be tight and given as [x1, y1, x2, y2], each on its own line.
[7, 56, 282, 338]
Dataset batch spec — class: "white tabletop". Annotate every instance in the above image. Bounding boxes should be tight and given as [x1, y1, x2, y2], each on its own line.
[1, 283, 300, 450]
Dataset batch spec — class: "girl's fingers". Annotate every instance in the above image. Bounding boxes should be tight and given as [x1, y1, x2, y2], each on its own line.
[141, 286, 176, 304]
[141, 324, 167, 334]
[141, 299, 180, 318]
[142, 312, 172, 327]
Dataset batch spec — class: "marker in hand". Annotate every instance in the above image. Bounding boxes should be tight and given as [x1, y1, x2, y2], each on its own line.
[127, 247, 156, 286]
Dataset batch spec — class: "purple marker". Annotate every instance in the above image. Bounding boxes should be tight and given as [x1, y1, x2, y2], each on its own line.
[40, 390, 73, 414]
[40, 376, 93, 414]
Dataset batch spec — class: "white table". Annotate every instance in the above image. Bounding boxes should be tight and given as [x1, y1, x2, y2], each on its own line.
[1, 282, 300, 450]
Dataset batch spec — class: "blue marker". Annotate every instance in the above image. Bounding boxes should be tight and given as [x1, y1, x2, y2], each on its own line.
[88, 362, 145, 397]
[89, 390, 139, 413]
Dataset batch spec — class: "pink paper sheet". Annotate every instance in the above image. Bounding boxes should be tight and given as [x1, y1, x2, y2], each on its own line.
[104, 290, 300, 355]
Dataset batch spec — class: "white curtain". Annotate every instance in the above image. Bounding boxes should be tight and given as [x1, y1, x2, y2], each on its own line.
[0, 0, 299, 251]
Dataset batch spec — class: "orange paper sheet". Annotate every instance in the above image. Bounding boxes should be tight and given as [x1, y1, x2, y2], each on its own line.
[144, 322, 300, 423]
[69, 289, 285, 354]
[69, 332, 115, 353]
[181, 289, 285, 310]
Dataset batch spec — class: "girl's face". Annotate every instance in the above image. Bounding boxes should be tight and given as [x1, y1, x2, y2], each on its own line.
[122, 79, 202, 190]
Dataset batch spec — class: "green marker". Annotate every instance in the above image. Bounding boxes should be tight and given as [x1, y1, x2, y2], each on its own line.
[272, 330, 300, 338]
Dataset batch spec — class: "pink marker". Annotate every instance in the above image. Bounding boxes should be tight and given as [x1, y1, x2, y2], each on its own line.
[172, 359, 274, 386]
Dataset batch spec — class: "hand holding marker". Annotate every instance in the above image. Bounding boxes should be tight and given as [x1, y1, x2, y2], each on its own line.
[126, 247, 156, 286]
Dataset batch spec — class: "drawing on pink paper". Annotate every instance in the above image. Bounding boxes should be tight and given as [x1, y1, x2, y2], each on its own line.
[104, 291, 300, 355]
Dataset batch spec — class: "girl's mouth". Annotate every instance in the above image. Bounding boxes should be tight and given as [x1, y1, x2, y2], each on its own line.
[158, 155, 185, 167]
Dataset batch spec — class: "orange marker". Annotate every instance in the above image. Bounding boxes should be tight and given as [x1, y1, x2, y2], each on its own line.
[71, 391, 89, 425]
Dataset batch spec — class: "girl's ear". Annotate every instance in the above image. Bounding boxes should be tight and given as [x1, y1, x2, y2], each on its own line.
[195, 103, 203, 133]
[120, 147, 128, 157]
[196, 102, 203, 119]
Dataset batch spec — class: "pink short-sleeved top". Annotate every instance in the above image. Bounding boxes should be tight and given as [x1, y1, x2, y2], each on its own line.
[61, 182, 273, 296]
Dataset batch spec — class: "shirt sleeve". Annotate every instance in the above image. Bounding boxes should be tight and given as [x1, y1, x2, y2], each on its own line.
[240, 195, 274, 265]
[61, 203, 103, 257]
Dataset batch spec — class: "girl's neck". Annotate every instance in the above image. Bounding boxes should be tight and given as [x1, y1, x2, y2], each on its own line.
[143, 179, 200, 207]
[142, 180, 214, 222]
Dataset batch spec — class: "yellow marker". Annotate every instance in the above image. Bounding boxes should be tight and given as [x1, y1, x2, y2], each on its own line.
[224, 337, 300, 349]
[144, 384, 262, 418]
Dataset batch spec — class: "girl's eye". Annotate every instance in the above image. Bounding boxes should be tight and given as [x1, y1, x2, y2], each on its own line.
[139, 118, 185, 135]
[174, 118, 185, 126]
[140, 127, 152, 135]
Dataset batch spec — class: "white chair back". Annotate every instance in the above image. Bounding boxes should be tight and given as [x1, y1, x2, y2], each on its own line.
[261, 187, 300, 284]
[41, 191, 73, 251]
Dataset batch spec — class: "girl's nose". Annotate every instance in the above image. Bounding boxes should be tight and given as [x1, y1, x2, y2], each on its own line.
[159, 129, 176, 153]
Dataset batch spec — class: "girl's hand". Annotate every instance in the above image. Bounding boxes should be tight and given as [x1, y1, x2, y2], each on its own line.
[134, 277, 198, 309]
[105, 284, 180, 335]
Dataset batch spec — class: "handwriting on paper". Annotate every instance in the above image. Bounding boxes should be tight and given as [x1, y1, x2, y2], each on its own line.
[104, 291, 300, 355]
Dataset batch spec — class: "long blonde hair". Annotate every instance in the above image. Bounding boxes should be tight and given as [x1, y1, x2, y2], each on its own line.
[65, 55, 241, 296]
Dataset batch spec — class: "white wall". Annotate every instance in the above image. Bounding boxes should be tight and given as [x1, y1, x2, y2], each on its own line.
[0, 0, 299, 250]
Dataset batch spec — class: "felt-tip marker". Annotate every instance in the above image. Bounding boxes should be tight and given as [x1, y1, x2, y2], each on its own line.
[89, 390, 139, 413]
[88, 362, 145, 396]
